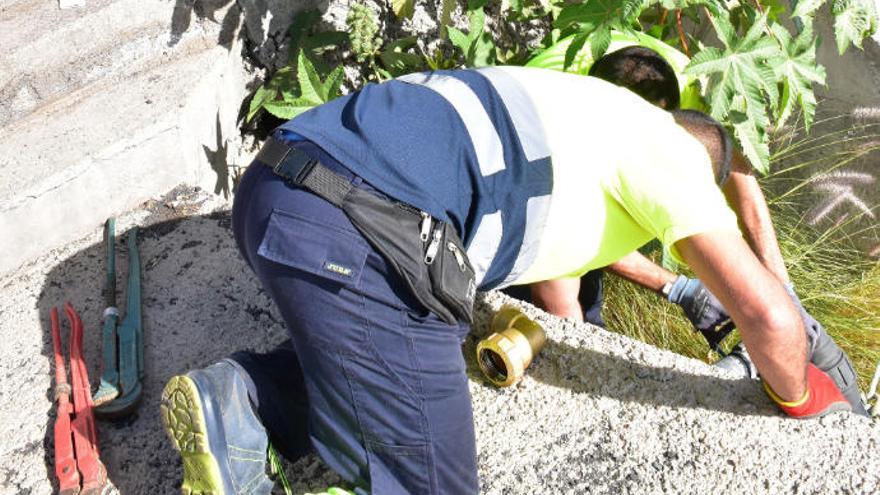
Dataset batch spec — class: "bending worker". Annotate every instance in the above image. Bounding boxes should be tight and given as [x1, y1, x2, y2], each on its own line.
[508, 46, 866, 414]
[162, 66, 852, 494]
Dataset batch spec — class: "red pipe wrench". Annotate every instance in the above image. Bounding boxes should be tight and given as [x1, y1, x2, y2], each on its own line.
[50, 303, 110, 494]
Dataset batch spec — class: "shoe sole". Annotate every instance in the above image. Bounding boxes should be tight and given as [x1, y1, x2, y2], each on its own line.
[160, 375, 227, 495]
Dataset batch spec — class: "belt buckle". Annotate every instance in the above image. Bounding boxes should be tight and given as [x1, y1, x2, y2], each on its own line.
[273, 148, 317, 185]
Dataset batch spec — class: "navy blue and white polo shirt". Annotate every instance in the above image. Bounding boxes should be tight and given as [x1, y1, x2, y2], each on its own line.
[279, 66, 737, 291]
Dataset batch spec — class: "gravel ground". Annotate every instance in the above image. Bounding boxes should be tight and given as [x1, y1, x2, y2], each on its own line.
[1, 185, 879, 494]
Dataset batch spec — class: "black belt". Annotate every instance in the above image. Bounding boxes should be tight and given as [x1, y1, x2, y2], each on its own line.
[253, 137, 477, 325]
[255, 137, 354, 208]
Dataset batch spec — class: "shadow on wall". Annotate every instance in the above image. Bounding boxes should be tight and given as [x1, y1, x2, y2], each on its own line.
[169, 0, 332, 67]
[36, 190, 774, 492]
[170, 0, 240, 49]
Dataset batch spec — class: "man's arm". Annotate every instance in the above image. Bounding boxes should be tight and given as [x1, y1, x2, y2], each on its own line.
[604, 251, 677, 293]
[528, 251, 677, 322]
[721, 151, 790, 284]
[674, 231, 806, 400]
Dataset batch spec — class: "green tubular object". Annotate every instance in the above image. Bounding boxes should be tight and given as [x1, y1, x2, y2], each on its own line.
[525, 31, 706, 111]
[96, 226, 143, 418]
[93, 218, 120, 406]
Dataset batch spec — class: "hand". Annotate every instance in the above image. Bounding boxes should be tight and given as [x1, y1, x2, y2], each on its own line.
[665, 275, 734, 351]
[764, 363, 851, 418]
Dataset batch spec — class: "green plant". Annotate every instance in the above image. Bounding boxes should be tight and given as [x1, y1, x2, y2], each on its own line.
[347, 3, 424, 80]
[247, 50, 345, 121]
[447, 7, 497, 67]
[347, 3, 383, 64]
[541, 0, 877, 173]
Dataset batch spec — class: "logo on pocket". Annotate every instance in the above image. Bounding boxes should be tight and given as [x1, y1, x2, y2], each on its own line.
[324, 261, 353, 277]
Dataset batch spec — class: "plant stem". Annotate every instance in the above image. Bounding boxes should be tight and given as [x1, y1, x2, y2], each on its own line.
[676, 10, 691, 57]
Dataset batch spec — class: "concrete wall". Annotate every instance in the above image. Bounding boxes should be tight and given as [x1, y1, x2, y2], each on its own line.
[0, 1, 254, 276]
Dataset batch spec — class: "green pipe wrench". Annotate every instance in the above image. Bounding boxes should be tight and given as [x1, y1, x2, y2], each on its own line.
[93, 219, 143, 418]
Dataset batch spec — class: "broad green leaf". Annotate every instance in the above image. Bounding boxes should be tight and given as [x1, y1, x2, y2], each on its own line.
[447, 26, 472, 54]
[832, 0, 878, 54]
[266, 66, 294, 91]
[709, 11, 737, 49]
[297, 51, 325, 102]
[564, 33, 590, 70]
[263, 98, 322, 120]
[768, 23, 825, 130]
[684, 46, 728, 75]
[776, 79, 795, 130]
[730, 108, 770, 174]
[685, 14, 782, 171]
[792, 0, 826, 19]
[590, 26, 613, 61]
[321, 65, 346, 102]
[762, 0, 789, 21]
[468, 0, 488, 10]
[247, 86, 273, 122]
[622, 0, 650, 20]
[380, 49, 423, 74]
[468, 7, 486, 43]
[472, 33, 497, 66]
[554, 0, 633, 31]
[706, 72, 734, 121]
[392, 0, 415, 19]
[740, 11, 770, 48]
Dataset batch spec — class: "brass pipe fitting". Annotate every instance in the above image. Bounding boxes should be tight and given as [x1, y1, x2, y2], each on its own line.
[476, 305, 546, 387]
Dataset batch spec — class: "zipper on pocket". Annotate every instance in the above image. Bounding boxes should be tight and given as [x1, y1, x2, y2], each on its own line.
[424, 226, 443, 264]
[447, 242, 468, 272]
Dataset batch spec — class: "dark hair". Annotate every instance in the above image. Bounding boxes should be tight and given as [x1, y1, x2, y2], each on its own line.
[671, 110, 733, 185]
[588, 46, 681, 110]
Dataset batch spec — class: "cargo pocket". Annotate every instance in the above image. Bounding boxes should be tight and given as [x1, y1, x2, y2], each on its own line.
[257, 208, 369, 288]
[365, 439, 431, 494]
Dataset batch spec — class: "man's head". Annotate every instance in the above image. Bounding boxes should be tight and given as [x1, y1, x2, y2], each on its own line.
[671, 110, 733, 186]
[588, 46, 681, 110]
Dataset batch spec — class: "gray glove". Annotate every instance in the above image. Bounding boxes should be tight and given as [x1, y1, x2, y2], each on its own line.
[665, 275, 734, 352]
[783, 283, 868, 416]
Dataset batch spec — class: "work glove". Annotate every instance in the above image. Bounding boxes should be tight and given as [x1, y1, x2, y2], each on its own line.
[665, 275, 734, 352]
[783, 283, 868, 416]
[763, 363, 851, 418]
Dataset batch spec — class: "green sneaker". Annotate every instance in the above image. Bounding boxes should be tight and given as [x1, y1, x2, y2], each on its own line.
[161, 360, 276, 494]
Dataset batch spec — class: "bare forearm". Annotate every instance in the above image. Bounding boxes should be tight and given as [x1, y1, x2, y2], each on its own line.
[722, 152, 790, 283]
[605, 251, 678, 293]
[677, 232, 807, 401]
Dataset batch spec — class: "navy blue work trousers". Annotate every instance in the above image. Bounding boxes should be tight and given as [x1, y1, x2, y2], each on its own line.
[230, 149, 479, 494]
